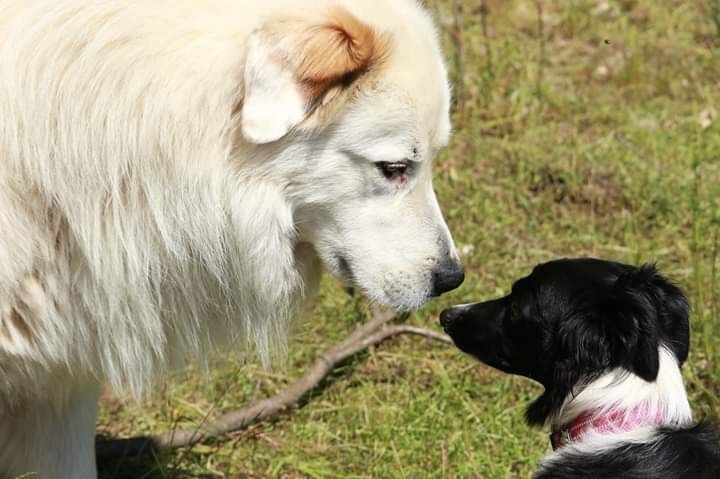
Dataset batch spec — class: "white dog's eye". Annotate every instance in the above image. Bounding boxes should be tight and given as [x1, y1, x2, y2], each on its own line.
[376, 161, 409, 181]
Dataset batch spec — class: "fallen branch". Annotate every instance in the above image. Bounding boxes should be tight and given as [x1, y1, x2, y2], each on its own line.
[96, 310, 452, 460]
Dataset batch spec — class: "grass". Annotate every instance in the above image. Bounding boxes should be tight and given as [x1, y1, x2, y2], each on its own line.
[97, 1, 720, 477]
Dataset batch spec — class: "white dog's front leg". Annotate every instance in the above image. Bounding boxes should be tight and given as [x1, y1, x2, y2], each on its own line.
[0, 383, 100, 479]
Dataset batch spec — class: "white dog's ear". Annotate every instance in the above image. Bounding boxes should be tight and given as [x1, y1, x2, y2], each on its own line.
[241, 8, 387, 144]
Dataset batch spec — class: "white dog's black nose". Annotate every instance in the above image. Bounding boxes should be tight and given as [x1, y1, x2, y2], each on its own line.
[432, 261, 465, 296]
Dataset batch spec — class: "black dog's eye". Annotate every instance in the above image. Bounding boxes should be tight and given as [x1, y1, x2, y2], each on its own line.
[376, 161, 409, 180]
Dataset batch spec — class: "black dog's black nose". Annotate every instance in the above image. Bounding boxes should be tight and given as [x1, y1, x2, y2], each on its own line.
[439, 307, 463, 330]
[432, 260, 465, 296]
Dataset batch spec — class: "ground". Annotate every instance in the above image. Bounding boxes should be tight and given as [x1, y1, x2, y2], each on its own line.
[97, 1, 720, 477]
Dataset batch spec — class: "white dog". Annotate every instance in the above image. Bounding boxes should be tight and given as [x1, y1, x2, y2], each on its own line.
[0, 0, 462, 476]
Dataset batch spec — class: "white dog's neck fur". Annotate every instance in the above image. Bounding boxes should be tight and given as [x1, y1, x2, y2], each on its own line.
[544, 346, 692, 458]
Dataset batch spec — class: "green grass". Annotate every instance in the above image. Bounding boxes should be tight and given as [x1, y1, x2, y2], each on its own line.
[97, 1, 720, 477]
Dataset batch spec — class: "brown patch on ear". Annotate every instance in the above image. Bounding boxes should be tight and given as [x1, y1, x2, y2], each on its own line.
[237, 7, 390, 143]
[295, 8, 389, 104]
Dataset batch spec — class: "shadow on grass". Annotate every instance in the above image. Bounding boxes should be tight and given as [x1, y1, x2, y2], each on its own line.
[96, 435, 218, 479]
[98, 461, 217, 479]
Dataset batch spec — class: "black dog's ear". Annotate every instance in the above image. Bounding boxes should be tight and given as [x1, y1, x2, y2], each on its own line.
[608, 264, 690, 381]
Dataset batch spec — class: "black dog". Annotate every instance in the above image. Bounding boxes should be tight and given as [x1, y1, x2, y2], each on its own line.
[440, 258, 720, 478]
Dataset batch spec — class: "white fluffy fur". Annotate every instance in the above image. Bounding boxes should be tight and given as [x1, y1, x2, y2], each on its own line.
[0, 1, 456, 476]
[541, 346, 693, 466]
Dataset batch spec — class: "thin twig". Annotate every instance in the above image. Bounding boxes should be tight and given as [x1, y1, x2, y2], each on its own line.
[96, 311, 451, 459]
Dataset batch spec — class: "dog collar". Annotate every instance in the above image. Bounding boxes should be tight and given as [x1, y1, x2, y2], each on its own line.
[550, 404, 666, 450]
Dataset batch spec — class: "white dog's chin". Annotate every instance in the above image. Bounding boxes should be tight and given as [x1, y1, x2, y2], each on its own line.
[370, 287, 432, 312]
[329, 254, 432, 311]
[349, 277, 433, 312]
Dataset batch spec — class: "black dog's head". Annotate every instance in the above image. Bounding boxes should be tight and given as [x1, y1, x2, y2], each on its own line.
[440, 258, 690, 425]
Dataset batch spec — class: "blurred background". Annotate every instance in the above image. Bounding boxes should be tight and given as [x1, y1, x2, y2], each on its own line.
[98, 1, 720, 477]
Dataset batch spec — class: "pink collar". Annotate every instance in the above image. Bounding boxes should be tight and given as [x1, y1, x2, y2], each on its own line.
[550, 404, 666, 450]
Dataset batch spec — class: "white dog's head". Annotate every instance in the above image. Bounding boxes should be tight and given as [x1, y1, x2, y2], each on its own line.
[239, 1, 463, 311]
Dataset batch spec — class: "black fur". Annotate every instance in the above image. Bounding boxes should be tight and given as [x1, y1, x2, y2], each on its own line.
[537, 424, 720, 479]
[440, 258, 720, 478]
